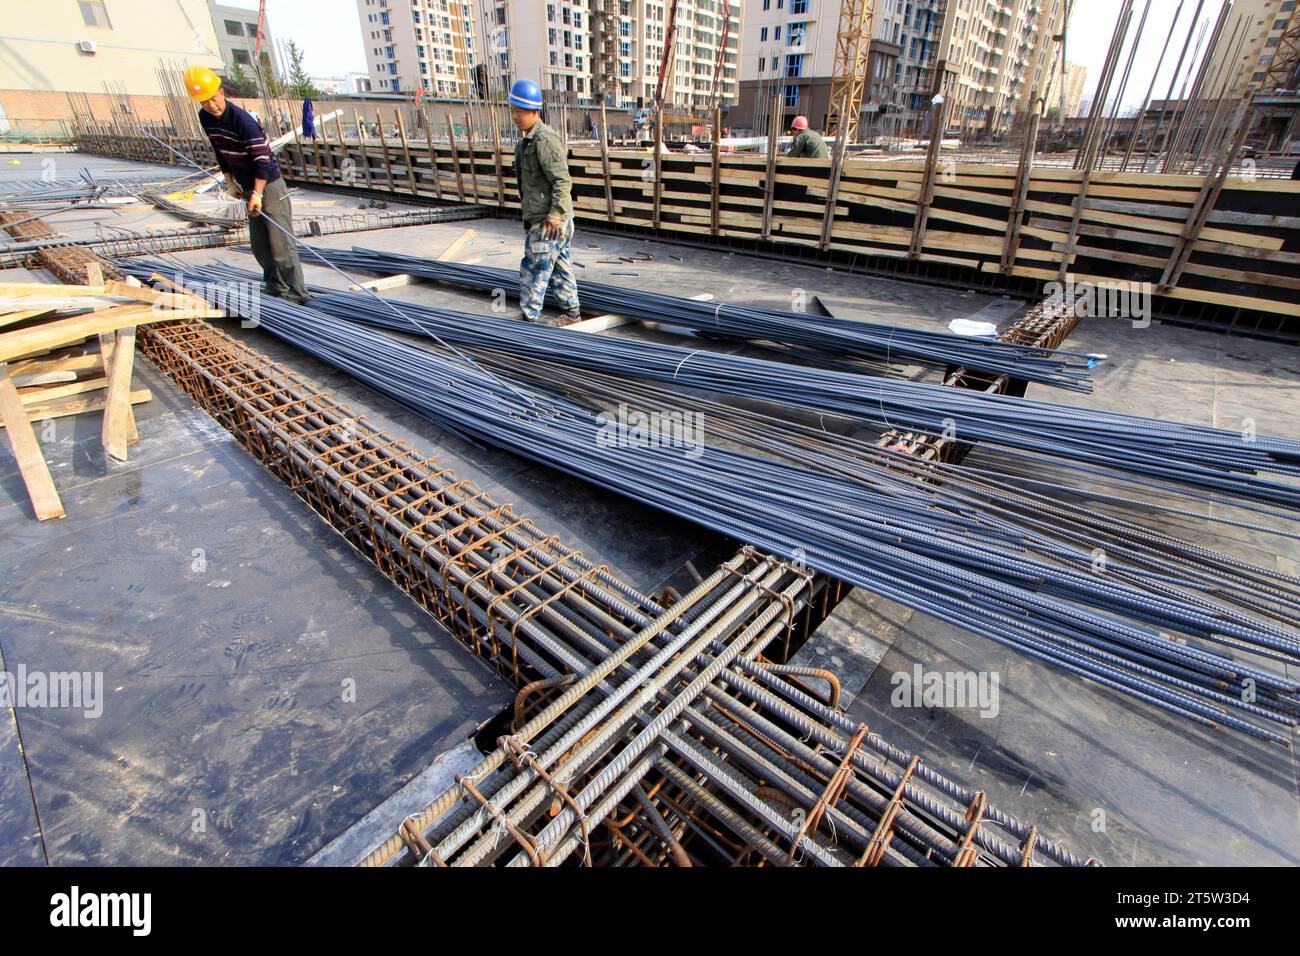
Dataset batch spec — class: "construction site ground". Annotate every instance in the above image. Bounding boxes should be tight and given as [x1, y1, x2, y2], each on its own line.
[2, 157, 1298, 866]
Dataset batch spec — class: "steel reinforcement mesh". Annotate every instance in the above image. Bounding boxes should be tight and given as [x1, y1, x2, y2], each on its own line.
[138, 317, 1089, 868]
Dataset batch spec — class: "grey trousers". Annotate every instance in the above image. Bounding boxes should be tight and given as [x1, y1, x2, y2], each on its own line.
[248, 177, 309, 302]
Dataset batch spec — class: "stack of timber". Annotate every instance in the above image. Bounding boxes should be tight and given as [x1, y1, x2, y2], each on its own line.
[0, 277, 222, 520]
[75, 125, 1300, 330]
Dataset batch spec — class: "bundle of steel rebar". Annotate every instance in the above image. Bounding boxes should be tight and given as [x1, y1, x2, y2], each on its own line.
[183, 258, 1300, 515]
[140, 316, 1085, 868]
[123, 260, 1300, 743]
[307, 245, 1102, 391]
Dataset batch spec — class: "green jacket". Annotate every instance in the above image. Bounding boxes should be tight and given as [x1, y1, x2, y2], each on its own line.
[514, 120, 573, 226]
[787, 129, 829, 159]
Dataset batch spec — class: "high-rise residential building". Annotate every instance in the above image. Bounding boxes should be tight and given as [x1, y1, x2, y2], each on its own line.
[1203, 0, 1298, 98]
[737, 0, 1065, 138]
[1042, 59, 1087, 119]
[208, 1, 281, 79]
[355, 0, 480, 96]
[896, 0, 1066, 135]
[737, 0, 899, 133]
[477, 1, 740, 110]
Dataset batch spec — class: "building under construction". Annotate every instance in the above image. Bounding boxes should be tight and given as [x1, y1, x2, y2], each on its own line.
[1, 0, 1299, 879]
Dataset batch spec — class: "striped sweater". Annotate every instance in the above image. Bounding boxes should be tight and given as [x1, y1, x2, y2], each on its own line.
[199, 102, 281, 192]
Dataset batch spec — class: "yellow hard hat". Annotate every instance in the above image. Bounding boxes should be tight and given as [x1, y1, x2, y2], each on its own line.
[183, 65, 222, 102]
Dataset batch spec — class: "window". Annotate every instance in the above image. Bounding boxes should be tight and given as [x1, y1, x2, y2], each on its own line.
[232, 49, 252, 66]
[774, 26, 781, 40]
[783, 84, 798, 108]
[784, 53, 803, 77]
[79, 1, 111, 27]
[791, 0, 807, 11]
[760, 26, 768, 41]
[224, 19, 244, 36]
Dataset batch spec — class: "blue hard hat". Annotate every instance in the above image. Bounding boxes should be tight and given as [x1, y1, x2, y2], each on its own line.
[508, 78, 543, 110]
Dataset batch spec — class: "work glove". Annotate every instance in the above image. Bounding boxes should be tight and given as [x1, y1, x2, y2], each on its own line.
[247, 192, 263, 218]
[542, 212, 564, 240]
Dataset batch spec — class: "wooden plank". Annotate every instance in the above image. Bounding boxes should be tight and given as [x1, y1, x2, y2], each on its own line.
[760, 94, 780, 240]
[437, 228, 476, 262]
[0, 305, 167, 363]
[491, 109, 506, 209]
[18, 375, 107, 405]
[376, 110, 397, 192]
[3, 388, 152, 428]
[567, 292, 714, 334]
[422, 110, 444, 201]
[347, 273, 416, 292]
[101, 326, 136, 461]
[9, 352, 101, 379]
[98, 330, 138, 445]
[652, 101, 664, 231]
[446, 116, 466, 202]
[395, 110, 419, 197]
[0, 308, 54, 330]
[711, 108, 721, 237]
[0, 361, 64, 520]
[464, 112, 482, 206]
[354, 110, 376, 191]
[599, 102, 615, 223]
[0, 282, 107, 297]
[909, 97, 949, 257]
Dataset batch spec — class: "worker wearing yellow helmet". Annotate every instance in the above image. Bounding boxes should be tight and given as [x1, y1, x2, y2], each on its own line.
[184, 65, 309, 304]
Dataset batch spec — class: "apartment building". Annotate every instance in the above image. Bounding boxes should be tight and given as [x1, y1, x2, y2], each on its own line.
[0, 0, 223, 96]
[208, 1, 280, 78]
[1042, 59, 1086, 119]
[354, 0, 479, 96]
[736, 0, 899, 133]
[736, 0, 1064, 139]
[907, 0, 1066, 135]
[476, 1, 740, 110]
[1204, 0, 1298, 98]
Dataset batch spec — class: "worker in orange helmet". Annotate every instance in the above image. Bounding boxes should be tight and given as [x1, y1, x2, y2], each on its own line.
[183, 65, 309, 304]
[786, 115, 829, 159]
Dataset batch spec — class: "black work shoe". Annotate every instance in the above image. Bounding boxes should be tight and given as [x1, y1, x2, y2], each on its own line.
[557, 310, 583, 326]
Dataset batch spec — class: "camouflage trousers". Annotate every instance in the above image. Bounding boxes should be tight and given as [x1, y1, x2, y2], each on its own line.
[519, 218, 580, 320]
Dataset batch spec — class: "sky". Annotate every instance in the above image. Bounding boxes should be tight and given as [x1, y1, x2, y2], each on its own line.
[237, 0, 1233, 111]
[222, 0, 368, 76]
[1063, 0, 1233, 113]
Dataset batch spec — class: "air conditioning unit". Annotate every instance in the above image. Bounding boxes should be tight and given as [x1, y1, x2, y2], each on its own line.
[77, 40, 98, 54]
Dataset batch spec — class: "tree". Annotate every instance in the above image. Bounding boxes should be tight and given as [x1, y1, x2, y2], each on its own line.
[257, 51, 283, 98]
[223, 64, 257, 98]
[284, 40, 320, 99]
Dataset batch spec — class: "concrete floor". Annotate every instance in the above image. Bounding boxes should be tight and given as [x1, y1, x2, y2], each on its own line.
[2, 160, 1299, 865]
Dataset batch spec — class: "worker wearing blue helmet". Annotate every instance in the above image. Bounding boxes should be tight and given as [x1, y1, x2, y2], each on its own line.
[509, 78, 582, 324]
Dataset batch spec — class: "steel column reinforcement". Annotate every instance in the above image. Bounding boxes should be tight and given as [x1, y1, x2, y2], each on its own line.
[136, 316, 1087, 867]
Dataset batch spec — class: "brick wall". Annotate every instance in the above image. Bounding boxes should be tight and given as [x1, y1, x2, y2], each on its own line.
[0, 90, 263, 136]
